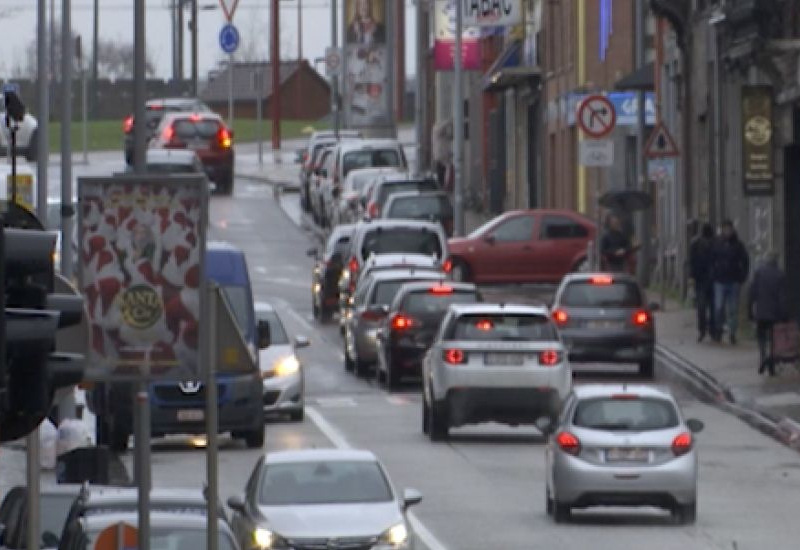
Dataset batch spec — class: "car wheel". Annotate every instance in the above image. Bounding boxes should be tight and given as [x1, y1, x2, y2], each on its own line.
[545, 487, 554, 516]
[25, 130, 38, 162]
[450, 258, 471, 283]
[428, 398, 449, 441]
[639, 357, 655, 379]
[674, 501, 697, 524]
[289, 408, 304, 422]
[553, 501, 571, 523]
[386, 354, 401, 392]
[422, 398, 430, 434]
[243, 427, 265, 448]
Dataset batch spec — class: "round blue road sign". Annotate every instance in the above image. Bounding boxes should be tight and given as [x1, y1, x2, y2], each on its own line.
[219, 23, 240, 54]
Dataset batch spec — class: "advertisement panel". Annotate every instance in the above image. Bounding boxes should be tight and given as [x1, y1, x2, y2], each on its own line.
[434, 0, 482, 71]
[741, 85, 774, 196]
[463, 0, 523, 27]
[77, 175, 208, 380]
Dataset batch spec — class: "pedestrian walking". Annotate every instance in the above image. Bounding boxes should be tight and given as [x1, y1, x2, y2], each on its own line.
[710, 220, 750, 344]
[689, 223, 715, 342]
[600, 213, 638, 273]
[748, 252, 789, 375]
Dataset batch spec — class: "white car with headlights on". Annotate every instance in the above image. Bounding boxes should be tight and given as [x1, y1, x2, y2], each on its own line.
[544, 384, 704, 524]
[227, 448, 422, 550]
[255, 303, 309, 421]
[422, 303, 572, 440]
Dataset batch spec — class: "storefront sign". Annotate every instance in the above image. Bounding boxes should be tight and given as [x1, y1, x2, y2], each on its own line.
[463, 0, 522, 27]
[741, 85, 774, 196]
[434, 0, 482, 70]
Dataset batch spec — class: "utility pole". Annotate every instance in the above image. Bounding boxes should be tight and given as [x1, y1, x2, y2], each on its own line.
[415, 0, 429, 174]
[395, 2, 405, 125]
[191, 0, 199, 95]
[271, 0, 281, 150]
[331, 0, 339, 137]
[177, 0, 185, 80]
[50, 0, 55, 113]
[171, 0, 178, 81]
[92, 0, 98, 117]
[453, 0, 464, 236]
[298, 0, 303, 61]
[134, 0, 147, 173]
[635, 0, 650, 285]
[61, 0, 73, 280]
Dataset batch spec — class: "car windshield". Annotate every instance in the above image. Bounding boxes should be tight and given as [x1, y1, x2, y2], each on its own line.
[40, 493, 76, 541]
[387, 195, 450, 220]
[378, 181, 440, 206]
[560, 281, 643, 308]
[88, 526, 236, 550]
[221, 286, 250, 336]
[172, 119, 220, 141]
[573, 397, 680, 431]
[255, 310, 289, 345]
[258, 461, 393, 505]
[343, 149, 402, 176]
[403, 290, 478, 315]
[447, 314, 558, 342]
[361, 228, 443, 259]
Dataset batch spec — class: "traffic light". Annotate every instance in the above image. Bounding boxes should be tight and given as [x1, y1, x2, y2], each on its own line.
[0, 214, 86, 443]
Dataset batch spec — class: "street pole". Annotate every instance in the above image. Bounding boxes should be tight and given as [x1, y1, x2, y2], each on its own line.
[92, 0, 99, 117]
[178, 0, 185, 80]
[133, 0, 147, 173]
[298, 0, 303, 61]
[205, 286, 220, 550]
[453, 0, 464, 236]
[191, 0, 199, 96]
[271, 0, 281, 150]
[395, 1, 405, 127]
[134, 380, 151, 550]
[171, 0, 178, 81]
[256, 72, 263, 166]
[635, 0, 650, 286]
[36, 0, 49, 225]
[61, 0, 74, 283]
[331, 0, 339, 138]
[228, 55, 234, 128]
[415, 0, 428, 175]
[82, 54, 88, 164]
[25, 425, 40, 550]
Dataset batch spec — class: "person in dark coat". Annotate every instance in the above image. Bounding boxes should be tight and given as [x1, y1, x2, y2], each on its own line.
[600, 213, 636, 273]
[711, 220, 750, 344]
[748, 252, 789, 375]
[689, 223, 716, 342]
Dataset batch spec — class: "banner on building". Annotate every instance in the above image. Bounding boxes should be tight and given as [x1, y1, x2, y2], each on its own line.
[434, 0, 482, 71]
[741, 85, 774, 196]
[463, 0, 523, 27]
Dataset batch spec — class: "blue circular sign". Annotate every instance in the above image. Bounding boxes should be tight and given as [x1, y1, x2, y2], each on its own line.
[219, 23, 240, 54]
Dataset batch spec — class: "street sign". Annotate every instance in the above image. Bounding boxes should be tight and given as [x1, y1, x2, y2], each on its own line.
[577, 95, 616, 139]
[644, 121, 680, 158]
[218, 0, 240, 22]
[219, 23, 240, 55]
[325, 47, 342, 77]
[579, 140, 614, 167]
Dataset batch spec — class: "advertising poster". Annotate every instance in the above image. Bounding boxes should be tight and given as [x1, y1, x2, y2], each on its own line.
[77, 175, 208, 380]
[344, 0, 391, 127]
[434, 0, 482, 71]
[741, 85, 774, 196]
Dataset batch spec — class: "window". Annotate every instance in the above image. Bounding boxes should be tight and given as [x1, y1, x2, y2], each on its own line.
[221, 286, 251, 335]
[254, 310, 289, 345]
[447, 314, 558, 342]
[173, 119, 220, 140]
[403, 290, 479, 315]
[541, 215, 589, 239]
[361, 228, 443, 259]
[342, 149, 402, 177]
[371, 280, 407, 306]
[573, 397, 680, 431]
[491, 215, 535, 242]
[387, 195, 451, 220]
[378, 180, 441, 207]
[560, 281, 643, 307]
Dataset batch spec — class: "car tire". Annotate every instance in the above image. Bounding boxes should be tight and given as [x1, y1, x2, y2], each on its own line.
[428, 398, 449, 441]
[639, 357, 655, 379]
[422, 398, 430, 434]
[243, 427, 265, 448]
[675, 501, 697, 524]
[344, 347, 355, 372]
[289, 408, 304, 422]
[545, 487, 554, 516]
[25, 130, 38, 162]
[386, 354, 401, 392]
[553, 501, 571, 523]
[450, 258, 472, 283]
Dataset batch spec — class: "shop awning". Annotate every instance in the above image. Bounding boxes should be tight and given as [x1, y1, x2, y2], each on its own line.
[615, 62, 655, 91]
[484, 66, 542, 92]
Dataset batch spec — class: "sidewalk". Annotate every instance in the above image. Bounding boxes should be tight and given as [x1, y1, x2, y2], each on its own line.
[654, 299, 800, 449]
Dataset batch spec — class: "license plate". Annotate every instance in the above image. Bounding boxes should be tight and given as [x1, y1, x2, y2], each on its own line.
[177, 409, 204, 422]
[606, 447, 649, 463]
[484, 353, 524, 366]
[587, 320, 624, 329]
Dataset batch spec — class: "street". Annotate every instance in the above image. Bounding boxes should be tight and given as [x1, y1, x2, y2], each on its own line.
[117, 174, 800, 550]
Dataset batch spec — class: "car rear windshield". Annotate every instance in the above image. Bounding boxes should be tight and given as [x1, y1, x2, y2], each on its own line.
[447, 313, 558, 342]
[560, 281, 643, 308]
[172, 119, 221, 141]
[403, 289, 478, 315]
[258, 461, 393, 505]
[378, 181, 440, 206]
[343, 149, 402, 176]
[221, 286, 251, 337]
[361, 228, 443, 258]
[371, 278, 436, 306]
[573, 397, 680, 431]
[386, 195, 451, 221]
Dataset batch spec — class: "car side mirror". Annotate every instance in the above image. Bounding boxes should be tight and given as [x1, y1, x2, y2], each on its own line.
[402, 488, 423, 510]
[42, 531, 59, 548]
[306, 247, 318, 257]
[257, 319, 271, 350]
[294, 335, 310, 348]
[483, 234, 496, 245]
[686, 418, 704, 433]
[227, 495, 246, 513]
[649, 302, 661, 312]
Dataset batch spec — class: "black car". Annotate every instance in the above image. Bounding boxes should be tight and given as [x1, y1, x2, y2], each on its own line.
[376, 281, 480, 390]
[308, 224, 356, 322]
[550, 272, 658, 377]
[0, 484, 81, 550]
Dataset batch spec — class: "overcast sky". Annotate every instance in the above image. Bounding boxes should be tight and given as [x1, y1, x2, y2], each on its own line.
[0, 0, 418, 80]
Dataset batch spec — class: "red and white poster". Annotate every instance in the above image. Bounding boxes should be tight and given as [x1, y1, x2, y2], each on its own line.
[434, 0, 482, 71]
[77, 176, 208, 380]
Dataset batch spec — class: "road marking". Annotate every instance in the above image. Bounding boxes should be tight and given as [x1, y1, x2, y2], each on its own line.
[306, 406, 449, 550]
[315, 397, 357, 408]
[386, 395, 410, 406]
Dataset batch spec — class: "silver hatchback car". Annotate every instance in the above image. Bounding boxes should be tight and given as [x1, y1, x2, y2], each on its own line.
[545, 384, 704, 524]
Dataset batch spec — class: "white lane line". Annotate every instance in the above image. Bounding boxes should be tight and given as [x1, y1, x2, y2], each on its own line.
[306, 406, 449, 550]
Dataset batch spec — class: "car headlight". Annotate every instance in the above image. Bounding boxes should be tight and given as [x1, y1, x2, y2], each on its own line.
[273, 355, 300, 377]
[253, 528, 289, 549]
[376, 522, 409, 548]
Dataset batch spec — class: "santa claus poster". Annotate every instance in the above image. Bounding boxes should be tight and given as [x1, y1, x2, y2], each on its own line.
[77, 175, 208, 380]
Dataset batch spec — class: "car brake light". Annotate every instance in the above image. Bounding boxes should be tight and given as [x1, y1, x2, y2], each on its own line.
[556, 431, 580, 456]
[348, 257, 359, 276]
[672, 432, 693, 456]
[633, 310, 650, 326]
[591, 275, 614, 285]
[162, 125, 175, 142]
[218, 127, 232, 149]
[123, 115, 134, 133]
[429, 285, 453, 295]
[475, 319, 493, 331]
[538, 350, 561, 366]
[442, 259, 453, 273]
[443, 348, 466, 365]
[368, 202, 379, 218]
[189, 113, 202, 122]
[391, 314, 415, 331]
[552, 309, 568, 325]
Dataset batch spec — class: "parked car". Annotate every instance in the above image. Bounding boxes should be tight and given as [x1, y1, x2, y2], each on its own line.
[309, 146, 336, 225]
[0, 103, 38, 161]
[332, 166, 407, 226]
[544, 384, 704, 523]
[299, 130, 362, 211]
[550, 272, 658, 377]
[149, 111, 235, 194]
[448, 209, 596, 284]
[376, 281, 481, 390]
[123, 97, 211, 165]
[0, 484, 81, 550]
[363, 175, 441, 220]
[308, 224, 356, 322]
[344, 268, 445, 377]
[227, 449, 422, 550]
[422, 304, 571, 441]
[381, 191, 454, 236]
[255, 302, 309, 421]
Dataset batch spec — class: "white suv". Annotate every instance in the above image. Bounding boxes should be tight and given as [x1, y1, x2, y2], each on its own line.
[0, 106, 38, 161]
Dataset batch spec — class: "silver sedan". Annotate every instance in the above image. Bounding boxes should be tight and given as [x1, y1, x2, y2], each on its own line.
[544, 384, 704, 524]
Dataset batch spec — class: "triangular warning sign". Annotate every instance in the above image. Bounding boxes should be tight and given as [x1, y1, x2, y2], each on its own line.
[645, 122, 680, 158]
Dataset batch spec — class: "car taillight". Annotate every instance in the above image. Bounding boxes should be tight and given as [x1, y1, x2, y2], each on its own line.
[556, 431, 580, 456]
[162, 125, 175, 142]
[123, 115, 134, 133]
[348, 257, 359, 276]
[429, 285, 453, 295]
[672, 432, 693, 456]
[368, 202, 379, 218]
[552, 309, 568, 326]
[633, 310, 650, 326]
[442, 259, 453, 273]
[391, 314, 415, 331]
[591, 275, 614, 285]
[218, 127, 232, 149]
[443, 348, 466, 365]
[475, 319, 493, 331]
[538, 350, 562, 366]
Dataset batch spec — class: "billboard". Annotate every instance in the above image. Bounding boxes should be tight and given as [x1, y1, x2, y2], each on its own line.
[463, 0, 523, 27]
[77, 175, 208, 380]
[434, 0, 482, 71]
[741, 85, 774, 196]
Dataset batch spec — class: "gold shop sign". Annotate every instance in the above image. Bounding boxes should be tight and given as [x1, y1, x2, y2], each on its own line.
[742, 85, 774, 196]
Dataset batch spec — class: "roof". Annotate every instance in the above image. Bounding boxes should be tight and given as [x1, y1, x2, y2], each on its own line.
[329, 223, 357, 239]
[447, 303, 551, 317]
[146, 148, 198, 164]
[201, 60, 328, 102]
[571, 383, 676, 401]
[377, 174, 437, 185]
[78, 486, 209, 506]
[345, 167, 407, 185]
[385, 190, 449, 203]
[615, 62, 655, 91]
[356, 219, 444, 233]
[264, 448, 378, 464]
[159, 111, 224, 124]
